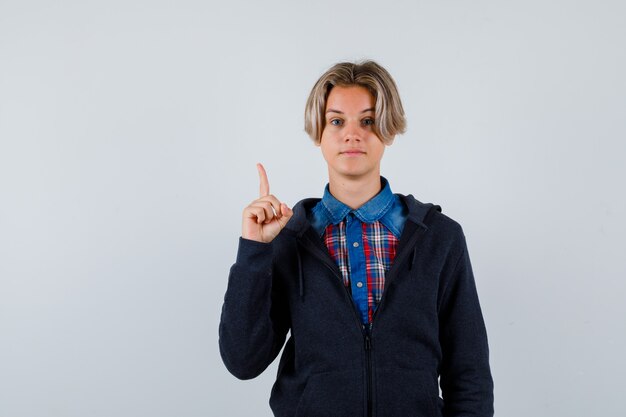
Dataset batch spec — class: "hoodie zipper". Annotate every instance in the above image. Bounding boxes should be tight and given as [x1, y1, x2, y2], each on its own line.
[364, 324, 373, 417]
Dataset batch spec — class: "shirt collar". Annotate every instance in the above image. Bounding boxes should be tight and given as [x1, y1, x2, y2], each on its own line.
[320, 176, 396, 224]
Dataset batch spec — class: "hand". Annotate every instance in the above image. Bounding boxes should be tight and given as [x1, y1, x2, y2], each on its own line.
[242, 163, 293, 243]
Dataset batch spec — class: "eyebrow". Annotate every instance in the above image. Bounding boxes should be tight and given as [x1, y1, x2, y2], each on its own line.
[326, 107, 375, 114]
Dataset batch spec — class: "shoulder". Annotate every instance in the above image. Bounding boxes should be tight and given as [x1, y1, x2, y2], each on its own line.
[398, 193, 468, 248]
[398, 194, 461, 227]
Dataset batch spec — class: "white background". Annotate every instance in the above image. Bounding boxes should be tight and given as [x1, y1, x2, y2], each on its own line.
[1, 1, 624, 416]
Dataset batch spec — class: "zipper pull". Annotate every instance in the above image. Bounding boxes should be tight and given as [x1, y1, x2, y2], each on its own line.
[364, 334, 371, 351]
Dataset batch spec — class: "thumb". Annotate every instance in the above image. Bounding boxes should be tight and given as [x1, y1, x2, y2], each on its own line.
[277, 203, 293, 227]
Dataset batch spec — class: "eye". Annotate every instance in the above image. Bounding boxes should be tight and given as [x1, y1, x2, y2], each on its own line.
[329, 118, 343, 126]
[362, 118, 375, 126]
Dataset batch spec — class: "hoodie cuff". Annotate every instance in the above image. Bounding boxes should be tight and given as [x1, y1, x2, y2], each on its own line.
[236, 237, 273, 272]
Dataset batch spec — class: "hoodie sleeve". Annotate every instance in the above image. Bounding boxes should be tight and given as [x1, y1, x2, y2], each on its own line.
[438, 233, 494, 417]
[218, 237, 290, 380]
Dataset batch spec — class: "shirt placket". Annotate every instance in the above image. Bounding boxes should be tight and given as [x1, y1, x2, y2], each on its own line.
[345, 212, 368, 325]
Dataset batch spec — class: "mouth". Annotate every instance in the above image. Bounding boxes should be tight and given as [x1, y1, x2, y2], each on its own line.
[340, 150, 366, 156]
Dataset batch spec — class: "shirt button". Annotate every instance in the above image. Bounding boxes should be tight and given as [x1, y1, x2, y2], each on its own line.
[356, 282, 363, 288]
[353, 242, 359, 248]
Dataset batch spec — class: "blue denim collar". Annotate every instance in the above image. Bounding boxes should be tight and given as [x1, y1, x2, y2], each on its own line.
[310, 177, 406, 238]
[321, 177, 395, 224]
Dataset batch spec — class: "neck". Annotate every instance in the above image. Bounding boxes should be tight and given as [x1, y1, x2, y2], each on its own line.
[327, 171, 382, 210]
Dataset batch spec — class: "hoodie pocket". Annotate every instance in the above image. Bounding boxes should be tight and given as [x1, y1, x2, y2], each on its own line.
[375, 368, 440, 417]
[295, 369, 364, 417]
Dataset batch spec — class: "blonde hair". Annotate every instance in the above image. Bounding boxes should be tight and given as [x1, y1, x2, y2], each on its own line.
[304, 60, 406, 145]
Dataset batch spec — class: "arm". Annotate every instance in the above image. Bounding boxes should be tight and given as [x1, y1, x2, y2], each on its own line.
[438, 234, 494, 417]
[219, 163, 293, 380]
[218, 237, 290, 379]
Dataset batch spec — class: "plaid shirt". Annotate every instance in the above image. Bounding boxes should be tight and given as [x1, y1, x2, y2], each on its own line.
[310, 177, 407, 325]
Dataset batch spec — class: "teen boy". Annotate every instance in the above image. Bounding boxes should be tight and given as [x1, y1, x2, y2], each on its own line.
[219, 61, 494, 417]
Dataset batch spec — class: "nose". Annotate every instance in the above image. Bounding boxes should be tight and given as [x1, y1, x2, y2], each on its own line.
[343, 120, 362, 142]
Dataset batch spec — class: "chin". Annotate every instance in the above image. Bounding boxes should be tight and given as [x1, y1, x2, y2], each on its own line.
[335, 168, 373, 179]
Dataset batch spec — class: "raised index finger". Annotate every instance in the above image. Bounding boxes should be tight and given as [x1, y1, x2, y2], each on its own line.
[257, 162, 270, 197]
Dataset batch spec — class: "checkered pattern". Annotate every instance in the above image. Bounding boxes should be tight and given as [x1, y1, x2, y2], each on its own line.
[324, 221, 350, 286]
[324, 219, 399, 322]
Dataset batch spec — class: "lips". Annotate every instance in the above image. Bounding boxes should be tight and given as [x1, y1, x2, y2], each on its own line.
[340, 149, 366, 155]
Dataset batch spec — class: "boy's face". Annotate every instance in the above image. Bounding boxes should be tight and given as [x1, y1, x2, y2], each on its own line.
[318, 85, 385, 181]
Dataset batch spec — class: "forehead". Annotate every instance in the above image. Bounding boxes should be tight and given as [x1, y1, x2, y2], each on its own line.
[326, 85, 375, 111]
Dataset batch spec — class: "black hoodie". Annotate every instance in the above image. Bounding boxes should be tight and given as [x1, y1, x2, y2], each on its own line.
[219, 194, 494, 417]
